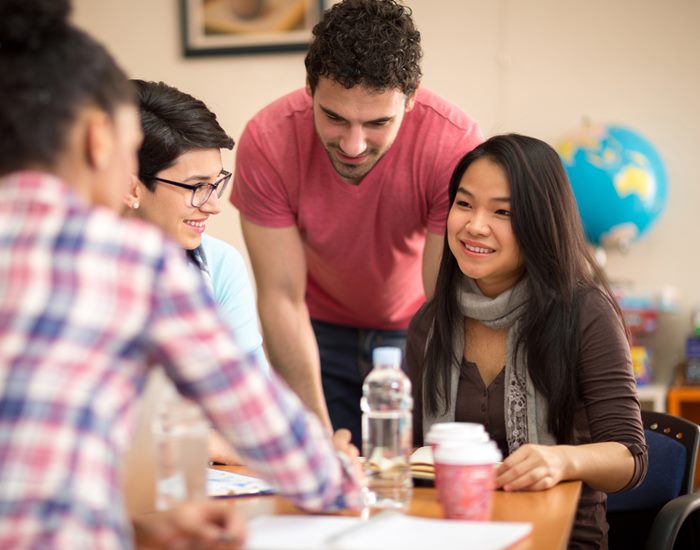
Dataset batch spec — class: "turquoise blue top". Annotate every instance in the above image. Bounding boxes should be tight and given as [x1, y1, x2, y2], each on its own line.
[199, 233, 268, 373]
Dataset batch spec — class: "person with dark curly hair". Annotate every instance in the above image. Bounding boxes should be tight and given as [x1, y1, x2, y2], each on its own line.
[0, 0, 363, 546]
[231, 0, 483, 446]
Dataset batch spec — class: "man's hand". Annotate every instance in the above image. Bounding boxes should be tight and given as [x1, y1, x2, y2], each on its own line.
[208, 429, 242, 465]
[133, 500, 246, 549]
[332, 428, 363, 483]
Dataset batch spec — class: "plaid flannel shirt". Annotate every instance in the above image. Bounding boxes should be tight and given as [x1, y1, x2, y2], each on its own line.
[0, 172, 359, 549]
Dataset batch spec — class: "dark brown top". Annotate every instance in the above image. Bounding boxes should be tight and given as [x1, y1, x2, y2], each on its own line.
[406, 289, 648, 549]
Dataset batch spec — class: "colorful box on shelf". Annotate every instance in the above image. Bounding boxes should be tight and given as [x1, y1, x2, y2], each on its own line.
[631, 346, 651, 385]
[683, 337, 700, 385]
[622, 309, 658, 335]
[686, 336, 700, 358]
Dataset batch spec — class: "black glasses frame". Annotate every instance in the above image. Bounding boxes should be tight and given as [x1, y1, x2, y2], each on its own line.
[151, 170, 232, 208]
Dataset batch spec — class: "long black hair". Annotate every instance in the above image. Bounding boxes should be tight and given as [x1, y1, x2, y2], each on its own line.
[0, 0, 133, 175]
[423, 134, 623, 443]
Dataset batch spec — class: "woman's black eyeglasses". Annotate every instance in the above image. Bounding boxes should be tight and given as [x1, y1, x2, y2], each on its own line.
[151, 170, 232, 208]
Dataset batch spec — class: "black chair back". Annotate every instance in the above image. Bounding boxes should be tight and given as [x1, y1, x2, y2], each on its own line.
[644, 410, 700, 494]
[607, 409, 700, 550]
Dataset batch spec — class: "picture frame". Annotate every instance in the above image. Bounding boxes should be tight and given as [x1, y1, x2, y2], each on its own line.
[180, 0, 324, 57]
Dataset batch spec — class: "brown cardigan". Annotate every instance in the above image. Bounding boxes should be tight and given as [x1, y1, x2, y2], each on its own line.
[406, 289, 648, 549]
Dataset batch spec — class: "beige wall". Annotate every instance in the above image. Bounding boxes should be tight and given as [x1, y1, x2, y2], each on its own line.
[73, 0, 700, 383]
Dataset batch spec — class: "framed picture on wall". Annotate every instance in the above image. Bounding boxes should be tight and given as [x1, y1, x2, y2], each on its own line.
[180, 0, 324, 57]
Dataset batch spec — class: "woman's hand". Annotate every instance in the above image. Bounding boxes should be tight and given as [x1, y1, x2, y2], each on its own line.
[133, 500, 246, 549]
[495, 441, 635, 492]
[495, 443, 570, 492]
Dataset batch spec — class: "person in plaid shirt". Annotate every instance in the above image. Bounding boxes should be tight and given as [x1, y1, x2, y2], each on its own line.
[0, 1, 361, 548]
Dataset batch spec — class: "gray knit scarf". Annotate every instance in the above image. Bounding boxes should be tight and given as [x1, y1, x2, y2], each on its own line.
[423, 276, 556, 453]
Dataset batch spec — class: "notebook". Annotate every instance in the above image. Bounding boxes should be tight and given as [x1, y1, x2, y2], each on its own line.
[243, 511, 532, 550]
[359, 447, 435, 481]
[409, 446, 503, 482]
[410, 446, 435, 481]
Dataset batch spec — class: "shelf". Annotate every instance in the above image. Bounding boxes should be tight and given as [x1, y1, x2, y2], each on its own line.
[666, 386, 700, 490]
[636, 383, 667, 412]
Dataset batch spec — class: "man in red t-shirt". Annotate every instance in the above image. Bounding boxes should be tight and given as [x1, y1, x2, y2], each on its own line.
[232, 0, 483, 446]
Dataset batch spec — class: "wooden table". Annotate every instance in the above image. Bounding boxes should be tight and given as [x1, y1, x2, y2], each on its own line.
[217, 467, 581, 549]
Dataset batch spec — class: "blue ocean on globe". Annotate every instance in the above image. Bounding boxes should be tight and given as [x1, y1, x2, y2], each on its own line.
[556, 125, 668, 249]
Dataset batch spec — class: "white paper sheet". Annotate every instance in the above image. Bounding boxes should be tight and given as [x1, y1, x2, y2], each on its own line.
[243, 511, 532, 550]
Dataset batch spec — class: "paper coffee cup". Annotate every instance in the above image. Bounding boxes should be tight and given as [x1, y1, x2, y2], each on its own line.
[433, 441, 502, 521]
[426, 423, 489, 491]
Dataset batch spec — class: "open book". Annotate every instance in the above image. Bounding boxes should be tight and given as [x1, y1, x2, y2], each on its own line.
[362, 447, 435, 481]
[409, 446, 503, 482]
[410, 446, 435, 481]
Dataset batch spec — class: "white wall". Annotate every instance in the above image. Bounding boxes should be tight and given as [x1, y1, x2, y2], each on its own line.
[72, 0, 700, 383]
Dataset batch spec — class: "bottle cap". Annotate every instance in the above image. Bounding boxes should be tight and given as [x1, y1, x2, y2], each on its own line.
[372, 346, 402, 367]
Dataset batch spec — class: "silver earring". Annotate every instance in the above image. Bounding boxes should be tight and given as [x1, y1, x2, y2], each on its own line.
[132, 201, 139, 210]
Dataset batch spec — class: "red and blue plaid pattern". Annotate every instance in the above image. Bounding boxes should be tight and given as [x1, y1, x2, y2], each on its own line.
[0, 172, 359, 549]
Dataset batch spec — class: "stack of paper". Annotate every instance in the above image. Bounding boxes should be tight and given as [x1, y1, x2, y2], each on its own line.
[243, 511, 532, 550]
[207, 468, 274, 497]
[410, 446, 435, 480]
[409, 447, 503, 481]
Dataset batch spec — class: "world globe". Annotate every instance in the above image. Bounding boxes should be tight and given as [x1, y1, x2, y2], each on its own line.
[556, 124, 668, 250]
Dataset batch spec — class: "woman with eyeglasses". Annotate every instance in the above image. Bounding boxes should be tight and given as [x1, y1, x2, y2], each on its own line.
[124, 80, 269, 464]
[126, 80, 266, 373]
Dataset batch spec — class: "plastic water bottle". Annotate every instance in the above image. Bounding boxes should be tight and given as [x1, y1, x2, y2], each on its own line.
[152, 392, 209, 510]
[361, 346, 413, 510]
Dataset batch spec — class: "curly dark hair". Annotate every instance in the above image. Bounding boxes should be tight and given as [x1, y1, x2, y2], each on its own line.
[0, 0, 133, 175]
[305, 0, 422, 96]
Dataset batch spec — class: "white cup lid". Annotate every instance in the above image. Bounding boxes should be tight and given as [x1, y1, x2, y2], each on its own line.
[426, 423, 489, 445]
[429, 422, 486, 433]
[427, 431, 490, 445]
[433, 440, 502, 465]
